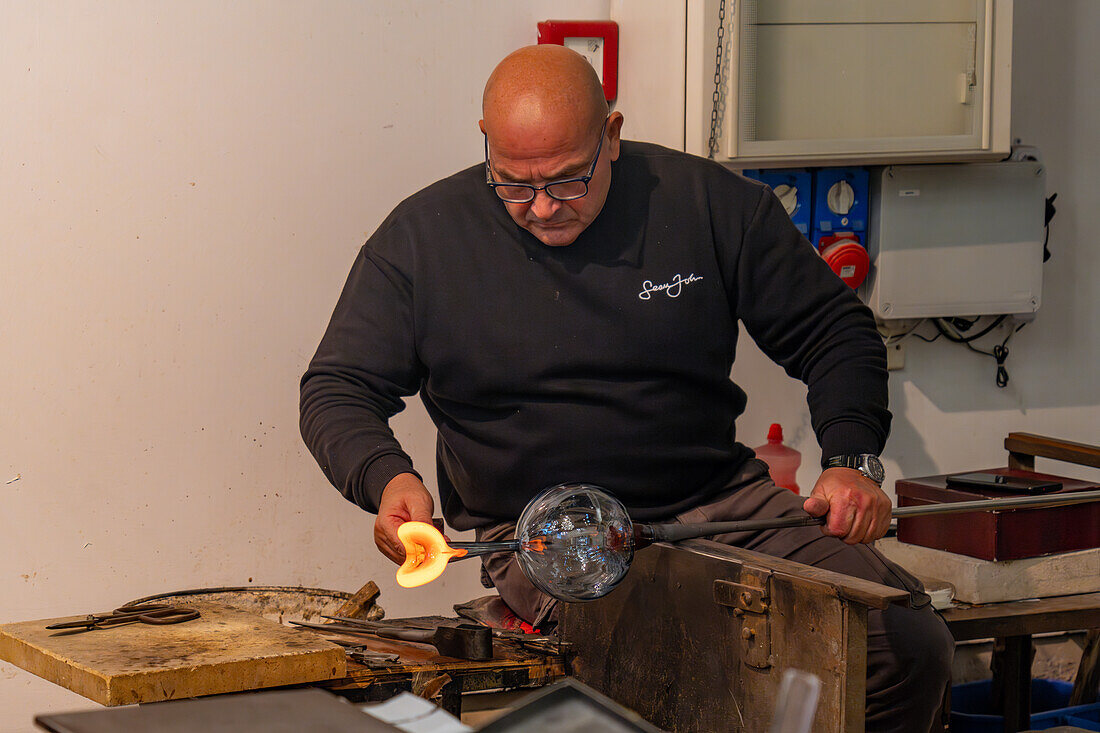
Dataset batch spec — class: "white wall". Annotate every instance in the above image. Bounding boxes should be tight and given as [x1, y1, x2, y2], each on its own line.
[0, 1, 608, 727]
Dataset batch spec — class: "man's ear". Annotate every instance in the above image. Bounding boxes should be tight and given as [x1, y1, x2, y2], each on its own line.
[478, 119, 486, 134]
[607, 111, 625, 161]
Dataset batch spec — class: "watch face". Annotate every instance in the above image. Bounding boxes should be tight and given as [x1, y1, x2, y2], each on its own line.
[860, 455, 886, 484]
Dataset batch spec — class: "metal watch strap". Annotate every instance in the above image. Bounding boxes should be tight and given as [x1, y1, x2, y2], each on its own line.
[823, 455, 859, 470]
[822, 454, 885, 485]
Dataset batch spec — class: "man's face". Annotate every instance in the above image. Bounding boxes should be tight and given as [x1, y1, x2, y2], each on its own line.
[484, 113, 622, 247]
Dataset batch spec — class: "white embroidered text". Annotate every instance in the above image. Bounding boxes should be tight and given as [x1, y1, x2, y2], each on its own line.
[638, 273, 703, 300]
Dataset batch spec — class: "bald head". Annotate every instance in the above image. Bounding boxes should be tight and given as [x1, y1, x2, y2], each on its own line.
[480, 45, 623, 247]
[482, 45, 608, 144]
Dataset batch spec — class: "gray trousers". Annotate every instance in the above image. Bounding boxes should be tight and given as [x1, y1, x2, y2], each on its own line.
[476, 459, 955, 733]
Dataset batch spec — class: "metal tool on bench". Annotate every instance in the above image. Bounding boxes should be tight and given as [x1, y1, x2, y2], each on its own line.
[323, 615, 554, 643]
[291, 619, 494, 661]
[322, 614, 563, 656]
[326, 639, 402, 667]
[45, 603, 201, 635]
[397, 483, 1100, 603]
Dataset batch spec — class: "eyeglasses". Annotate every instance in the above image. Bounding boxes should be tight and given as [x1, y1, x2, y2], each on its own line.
[485, 119, 609, 204]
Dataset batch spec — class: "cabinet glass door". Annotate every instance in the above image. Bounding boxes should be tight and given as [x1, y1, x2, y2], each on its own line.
[727, 0, 989, 159]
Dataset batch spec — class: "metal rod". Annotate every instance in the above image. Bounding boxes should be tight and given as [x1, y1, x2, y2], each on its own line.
[640, 514, 825, 543]
[635, 488, 1100, 545]
[446, 539, 521, 560]
[321, 615, 555, 643]
[891, 488, 1100, 516]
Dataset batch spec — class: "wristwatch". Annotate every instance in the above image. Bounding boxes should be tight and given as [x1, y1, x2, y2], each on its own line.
[822, 454, 885, 486]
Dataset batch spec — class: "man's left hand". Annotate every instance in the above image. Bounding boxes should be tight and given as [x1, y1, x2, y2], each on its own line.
[803, 467, 892, 544]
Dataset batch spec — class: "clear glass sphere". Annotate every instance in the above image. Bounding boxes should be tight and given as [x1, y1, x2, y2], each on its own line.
[515, 483, 635, 602]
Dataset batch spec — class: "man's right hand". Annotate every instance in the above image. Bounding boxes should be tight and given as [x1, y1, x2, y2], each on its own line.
[374, 473, 435, 564]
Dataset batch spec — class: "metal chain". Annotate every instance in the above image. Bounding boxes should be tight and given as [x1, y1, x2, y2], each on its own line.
[708, 0, 727, 159]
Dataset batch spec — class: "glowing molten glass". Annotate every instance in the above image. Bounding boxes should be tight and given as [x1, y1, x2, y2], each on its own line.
[392, 483, 635, 601]
[395, 521, 467, 588]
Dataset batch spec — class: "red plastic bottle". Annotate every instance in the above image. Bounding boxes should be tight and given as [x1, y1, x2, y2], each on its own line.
[754, 423, 801, 494]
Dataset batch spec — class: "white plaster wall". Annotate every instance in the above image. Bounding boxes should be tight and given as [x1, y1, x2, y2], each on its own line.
[0, 1, 608, 727]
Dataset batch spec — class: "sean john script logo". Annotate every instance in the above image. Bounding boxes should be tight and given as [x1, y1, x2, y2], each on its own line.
[638, 273, 704, 300]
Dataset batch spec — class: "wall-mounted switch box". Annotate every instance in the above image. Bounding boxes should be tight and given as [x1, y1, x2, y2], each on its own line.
[863, 162, 1047, 320]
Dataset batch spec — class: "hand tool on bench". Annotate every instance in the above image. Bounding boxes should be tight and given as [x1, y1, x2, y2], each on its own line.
[291, 619, 493, 661]
[322, 615, 554, 643]
[45, 603, 201, 635]
[323, 615, 569, 658]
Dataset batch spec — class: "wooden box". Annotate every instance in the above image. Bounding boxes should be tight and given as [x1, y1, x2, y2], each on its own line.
[560, 540, 909, 733]
[895, 468, 1100, 561]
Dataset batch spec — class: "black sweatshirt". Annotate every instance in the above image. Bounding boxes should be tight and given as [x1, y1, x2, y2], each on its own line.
[300, 141, 890, 530]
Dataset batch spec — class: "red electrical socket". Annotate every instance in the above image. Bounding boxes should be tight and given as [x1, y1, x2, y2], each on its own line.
[817, 233, 870, 289]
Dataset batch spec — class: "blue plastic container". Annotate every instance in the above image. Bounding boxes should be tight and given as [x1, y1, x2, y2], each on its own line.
[951, 679, 1100, 732]
[1031, 702, 1100, 730]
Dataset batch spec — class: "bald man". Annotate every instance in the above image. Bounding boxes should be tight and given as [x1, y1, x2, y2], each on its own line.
[301, 45, 952, 732]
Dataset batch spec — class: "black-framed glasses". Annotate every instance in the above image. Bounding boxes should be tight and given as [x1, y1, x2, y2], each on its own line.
[485, 118, 609, 204]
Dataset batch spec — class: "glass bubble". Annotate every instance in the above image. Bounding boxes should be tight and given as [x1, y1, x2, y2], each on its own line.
[515, 483, 635, 602]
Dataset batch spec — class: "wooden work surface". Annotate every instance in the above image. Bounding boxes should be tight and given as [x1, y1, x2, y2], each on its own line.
[0, 601, 346, 706]
[939, 592, 1100, 641]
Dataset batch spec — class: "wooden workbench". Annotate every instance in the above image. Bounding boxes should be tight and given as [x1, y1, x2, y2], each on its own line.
[0, 601, 346, 706]
[939, 591, 1100, 733]
[927, 432, 1100, 732]
[1, 601, 566, 717]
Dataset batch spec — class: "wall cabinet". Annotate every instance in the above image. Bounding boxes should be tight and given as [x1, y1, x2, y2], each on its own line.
[683, 0, 1013, 167]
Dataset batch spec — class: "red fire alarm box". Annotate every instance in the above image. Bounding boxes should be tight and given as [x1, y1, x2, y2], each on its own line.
[537, 20, 618, 101]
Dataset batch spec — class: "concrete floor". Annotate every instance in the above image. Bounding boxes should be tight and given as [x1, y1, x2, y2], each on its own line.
[953, 631, 1089, 685]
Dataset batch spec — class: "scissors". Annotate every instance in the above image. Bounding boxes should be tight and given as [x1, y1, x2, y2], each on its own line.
[46, 603, 200, 634]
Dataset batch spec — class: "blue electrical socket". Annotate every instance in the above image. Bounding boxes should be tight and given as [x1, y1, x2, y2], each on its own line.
[741, 169, 812, 236]
[812, 168, 869, 233]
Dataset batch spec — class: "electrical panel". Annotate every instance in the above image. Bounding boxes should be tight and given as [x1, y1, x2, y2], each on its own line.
[745, 167, 871, 289]
[861, 162, 1047, 320]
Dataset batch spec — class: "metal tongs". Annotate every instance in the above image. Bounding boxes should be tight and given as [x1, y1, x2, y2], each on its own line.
[46, 603, 201, 634]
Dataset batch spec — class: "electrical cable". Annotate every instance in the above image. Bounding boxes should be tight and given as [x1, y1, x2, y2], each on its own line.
[991, 322, 1025, 387]
[897, 316, 1026, 388]
[934, 314, 1007, 343]
[909, 330, 942, 344]
[947, 315, 981, 331]
[945, 319, 1026, 388]
[1043, 193, 1057, 262]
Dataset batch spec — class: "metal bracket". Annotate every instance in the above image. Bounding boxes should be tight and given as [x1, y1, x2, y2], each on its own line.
[714, 568, 773, 669]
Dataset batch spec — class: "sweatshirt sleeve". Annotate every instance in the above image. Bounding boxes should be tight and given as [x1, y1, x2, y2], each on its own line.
[732, 185, 891, 460]
[299, 227, 425, 514]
